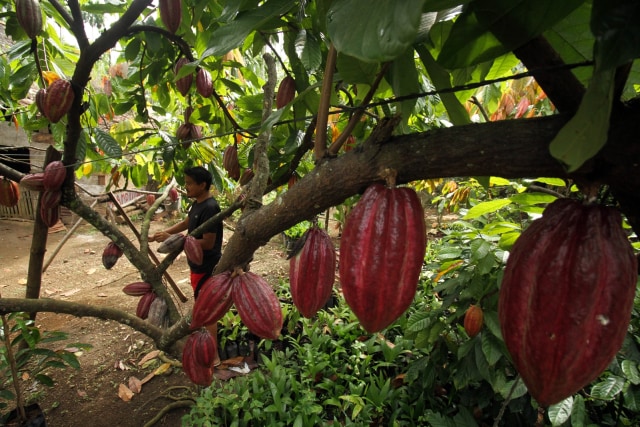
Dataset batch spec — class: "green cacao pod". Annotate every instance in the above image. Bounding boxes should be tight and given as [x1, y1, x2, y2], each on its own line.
[43, 79, 74, 123]
[499, 198, 638, 407]
[0, 178, 20, 207]
[190, 272, 234, 330]
[43, 160, 66, 191]
[463, 305, 483, 338]
[182, 339, 213, 386]
[232, 271, 283, 340]
[102, 241, 123, 270]
[196, 68, 213, 98]
[174, 57, 192, 96]
[136, 291, 157, 319]
[15, 0, 42, 39]
[223, 144, 240, 181]
[276, 75, 296, 109]
[122, 282, 153, 297]
[184, 235, 203, 266]
[339, 183, 426, 332]
[19, 173, 45, 192]
[157, 233, 185, 253]
[289, 226, 336, 318]
[158, 0, 181, 34]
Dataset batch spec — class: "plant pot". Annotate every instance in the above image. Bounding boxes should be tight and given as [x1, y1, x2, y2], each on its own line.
[5, 403, 47, 427]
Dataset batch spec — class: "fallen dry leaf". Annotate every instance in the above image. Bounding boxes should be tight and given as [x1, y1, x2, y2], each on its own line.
[86, 268, 97, 275]
[153, 362, 172, 376]
[138, 350, 160, 366]
[128, 376, 142, 394]
[140, 372, 155, 385]
[18, 278, 27, 285]
[118, 383, 134, 402]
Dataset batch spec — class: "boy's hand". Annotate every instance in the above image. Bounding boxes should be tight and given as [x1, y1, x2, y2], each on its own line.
[150, 231, 170, 242]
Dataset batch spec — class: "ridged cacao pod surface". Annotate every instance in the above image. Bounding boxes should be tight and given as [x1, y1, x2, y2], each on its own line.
[0, 178, 20, 207]
[43, 161, 66, 191]
[158, 0, 182, 34]
[499, 198, 638, 407]
[35, 89, 47, 116]
[147, 297, 168, 327]
[184, 235, 203, 266]
[168, 187, 179, 202]
[157, 233, 185, 253]
[463, 305, 484, 338]
[20, 173, 45, 192]
[239, 168, 254, 186]
[40, 190, 61, 210]
[146, 194, 155, 206]
[174, 58, 193, 96]
[176, 123, 191, 141]
[182, 340, 213, 386]
[289, 226, 336, 318]
[222, 144, 240, 181]
[196, 68, 213, 98]
[39, 204, 59, 227]
[191, 272, 234, 330]
[102, 242, 123, 270]
[136, 291, 157, 319]
[44, 79, 74, 123]
[232, 272, 283, 340]
[123, 282, 153, 297]
[15, 0, 42, 39]
[191, 329, 218, 367]
[276, 76, 296, 109]
[339, 183, 426, 332]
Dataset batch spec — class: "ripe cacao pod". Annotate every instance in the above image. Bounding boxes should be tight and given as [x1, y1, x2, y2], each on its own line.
[0, 178, 20, 207]
[223, 144, 240, 181]
[157, 233, 185, 253]
[191, 272, 234, 330]
[174, 57, 193, 96]
[35, 88, 47, 116]
[463, 305, 483, 338]
[189, 124, 202, 140]
[102, 241, 123, 270]
[19, 173, 45, 192]
[43, 160, 66, 191]
[276, 75, 296, 109]
[176, 123, 191, 141]
[43, 79, 74, 123]
[15, 0, 42, 39]
[499, 198, 638, 407]
[184, 235, 203, 266]
[147, 297, 168, 327]
[40, 190, 61, 210]
[287, 171, 299, 189]
[136, 291, 157, 319]
[232, 271, 283, 340]
[39, 204, 59, 227]
[123, 282, 153, 297]
[239, 168, 254, 186]
[339, 183, 426, 332]
[343, 135, 356, 152]
[146, 194, 156, 206]
[289, 226, 336, 318]
[182, 341, 213, 386]
[159, 0, 182, 34]
[196, 68, 213, 98]
[168, 187, 179, 202]
[190, 329, 218, 367]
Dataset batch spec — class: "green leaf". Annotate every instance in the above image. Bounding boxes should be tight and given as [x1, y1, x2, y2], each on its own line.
[622, 360, 640, 385]
[571, 394, 587, 426]
[336, 53, 380, 85]
[548, 396, 573, 426]
[463, 199, 512, 219]
[499, 378, 528, 400]
[548, 67, 615, 172]
[509, 192, 557, 206]
[591, 375, 625, 400]
[481, 332, 503, 366]
[93, 128, 123, 159]
[327, 0, 427, 62]
[482, 310, 503, 339]
[623, 384, 640, 411]
[35, 373, 55, 387]
[295, 30, 322, 71]
[0, 389, 15, 400]
[591, 0, 640, 72]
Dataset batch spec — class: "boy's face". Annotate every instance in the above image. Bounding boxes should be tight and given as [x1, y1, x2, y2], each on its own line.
[184, 175, 207, 198]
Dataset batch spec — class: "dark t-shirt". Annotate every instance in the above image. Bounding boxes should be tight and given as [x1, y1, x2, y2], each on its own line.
[187, 197, 223, 274]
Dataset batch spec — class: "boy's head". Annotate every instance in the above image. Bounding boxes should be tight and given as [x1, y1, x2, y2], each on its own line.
[184, 166, 212, 191]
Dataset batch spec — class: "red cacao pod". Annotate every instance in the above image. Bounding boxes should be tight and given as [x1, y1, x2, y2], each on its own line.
[499, 198, 638, 407]
[196, 68, 213, 98]
[147, 297, 168, 327]
[287, 171, 299, 189]
[20, 173, 45, 192]
[339, 183, 426, 332]
[157, 233, 185, 253]
[276, 75, 296, 109]
[43, 161, 66, 191]
[191, 272, 234, 330]
[174, 57, 193, 96]
[176, 123, 191, 141]
[39, 204, 59, 227]
[102, 241, 123, 270]
[158, 0, 182, 34]
[223, 144, 240, 181]
[184, 235, 203, 266]
[44, 79, 74, 123]
[182, 341, 213, 386]
[0, 178, 20, 207]
[463, 305, 483, 338]
[191, 329, 218, 367]
[35, 88, 47, 116]
[189, 124, 202, 140]
[239, 168, 254, 186]
[136, 291, 157, 319]
[168, 187, 179, 202]
[15, 0, 42, 39]
[123, 282, 153, 297]
[146, 194, 156, 206]
[40, 190, 61, 210]
[289, 226, 336, 318]
[343, 135, 356, 152]
[184, 106, 193, 123]
[232, 271, 283, 340]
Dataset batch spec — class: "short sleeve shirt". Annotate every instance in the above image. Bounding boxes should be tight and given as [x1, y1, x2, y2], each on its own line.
[187, 197, 223, 274]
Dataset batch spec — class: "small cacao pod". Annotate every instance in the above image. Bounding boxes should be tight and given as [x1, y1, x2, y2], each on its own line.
[136, 291, 157, 319]
[289, 226, 336, 318]
[40, 189, 62, 210]
[223, 144, 240, 181]
[122, 282, 153, 297]
[499, 198, 638, 407]
[35, 88, 47, 116]
[15, 0, 42, 39]
[191, 272, 234, 330]
[19, 173, 45, 192]
[0, 178, 20, 207]
[191, 329, 218, 367]
[147, 297, 168, 327]
[184, 235, 203, 266]
[232, 271, 283, 340]
[182, 341, 213, 386]
[44, 79, 74, 123]
[168, 187, 179, 202]
[159, 0, 182, 34]
[189, 124, 202, 140]
[176, 123, 192, 141]
[102, 242, 123, 270]
[239, 168, 254, 186]
[157, 233, 185, 253]
[287, 171, 299, 189]
[39, 204, 59, 227]
[343, 135, 356, 152]
[339, 183, 426, 332]
[463, 305, 483, 338]
[146, 194, 156, 206]
[276, 75, 296, 109]
[196, 68, 213, 98]
[174, 57, 193, 96]
[43, 160, 66, 191]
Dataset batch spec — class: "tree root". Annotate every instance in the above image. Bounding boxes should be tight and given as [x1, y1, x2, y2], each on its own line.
[142, 400, 195, 427]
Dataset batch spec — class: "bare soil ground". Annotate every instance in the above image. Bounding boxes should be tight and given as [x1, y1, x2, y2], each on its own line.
[0, 217, 291, 427]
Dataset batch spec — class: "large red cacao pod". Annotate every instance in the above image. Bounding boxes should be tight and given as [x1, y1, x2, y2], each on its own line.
[196, 68, 213, 98]
[39, 204, 59, 227]
[498, 198, 638, 407]
[40, 190, 61, 210]
[276, 75, 296, 109]
[232, 272, 283, 340]
[157, 233, 185, 253]
[158, 0, 182, 34]
[102, 241, 123, 270]
[182, 341, 213, 386]
[174, 57, 193, 96]
[20, 173, 45, 192]
[43, 161, 66, 191]
[123, 282, 153, 297]
[463, 305, 484, 338]
[15, 0, 42, 39]
[339, 183, 426, 332]
[190, 329, 218, 367]
[136, 291, 157, 319]
[0, 178, 20, 207]
[44, 79, 74, 123]
[184, 235, 203, 266]
[190, 272, 234, 330]
[289, 226, 336, 318]
[222, 144, 240, 181]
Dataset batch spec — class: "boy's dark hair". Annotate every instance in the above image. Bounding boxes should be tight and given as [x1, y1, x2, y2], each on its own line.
[184, 166, 212, 190]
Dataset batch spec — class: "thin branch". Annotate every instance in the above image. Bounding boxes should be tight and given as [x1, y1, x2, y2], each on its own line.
[47, 0, 74, 28]
[68, 0, 90, 50]
[315, 43, 337, 161]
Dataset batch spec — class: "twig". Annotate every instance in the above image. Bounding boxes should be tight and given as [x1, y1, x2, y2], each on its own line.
[314, 43, 337, 161]
[142, 400, 195, 427]
[493, 375, 521, 427]
[1, 314, 26, 421]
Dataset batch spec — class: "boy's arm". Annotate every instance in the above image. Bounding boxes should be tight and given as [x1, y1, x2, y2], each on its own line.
[149, 218, 189, 242]
[199, 231, 216, 250]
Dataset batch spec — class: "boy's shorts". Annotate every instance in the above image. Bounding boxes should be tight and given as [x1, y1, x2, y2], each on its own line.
[190, 271, 207, 295]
